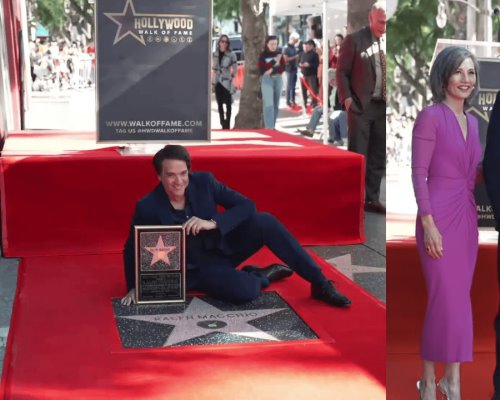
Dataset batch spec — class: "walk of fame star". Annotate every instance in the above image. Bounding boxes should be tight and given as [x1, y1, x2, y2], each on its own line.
[104, 0, 145, 45]
[121, 297, 287, 346]
[145, 236, 176, 266]
[103, 0, 195, 46]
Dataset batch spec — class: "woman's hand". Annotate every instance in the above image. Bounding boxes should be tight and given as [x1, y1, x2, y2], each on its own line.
[421, 215, 443, 259]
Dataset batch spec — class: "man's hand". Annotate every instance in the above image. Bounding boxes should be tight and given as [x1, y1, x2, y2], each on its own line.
[264, 68, 273, 76]
[344, 97, 353, 111]
[121, 288, 136, 306]
[184, 216, 217, 236]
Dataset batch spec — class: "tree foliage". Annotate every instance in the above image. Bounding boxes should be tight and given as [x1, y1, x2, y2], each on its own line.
[35, 0, 66, 38]
[234, 0, 267, 128]
[33, 0, 94, 41]
[213, 0, 241, 25]
[494, 0, 500, 41]
[387, 0, 455, 109]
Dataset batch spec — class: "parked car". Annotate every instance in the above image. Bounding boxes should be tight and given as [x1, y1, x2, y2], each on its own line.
[212, 34, 244, 62]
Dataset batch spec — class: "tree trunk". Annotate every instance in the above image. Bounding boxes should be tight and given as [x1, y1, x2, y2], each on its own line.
[234, 0, 266, 129]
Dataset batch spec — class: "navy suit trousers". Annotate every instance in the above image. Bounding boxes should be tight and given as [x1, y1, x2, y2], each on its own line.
[187, 212, 327, 303]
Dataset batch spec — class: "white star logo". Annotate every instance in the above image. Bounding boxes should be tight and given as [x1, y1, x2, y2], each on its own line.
[121, 297, 286, 346]
[104, 0, 146, 45]
[144, 236, 176, 266]
[329, 254, 385, 280]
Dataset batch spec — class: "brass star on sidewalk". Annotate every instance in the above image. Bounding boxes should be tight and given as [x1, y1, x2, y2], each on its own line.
[121, 297, 286, 346]
[145, 236, 176, 266]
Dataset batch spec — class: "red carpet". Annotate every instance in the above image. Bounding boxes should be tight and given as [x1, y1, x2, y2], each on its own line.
[387, 226, 499, 399]
[1, 249, 385, 400]
[0, 129, 365, 257]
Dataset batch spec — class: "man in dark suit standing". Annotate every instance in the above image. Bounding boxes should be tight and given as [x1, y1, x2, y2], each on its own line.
[483, 90, 500, 400]
[336, 1, 386, 214]
[121, 145, 351, 308]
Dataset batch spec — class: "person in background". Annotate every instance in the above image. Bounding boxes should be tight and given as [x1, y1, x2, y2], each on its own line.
[483, 90, 500, 400]
[258, 35, 285, 129]
[299, 40, 320, 112]
[299, 69, 346, 146]
[336, 1, 387, 214]
[283, 32, 300, 109]
[212, 35, 238, 129]
[329, 33, 344, 70]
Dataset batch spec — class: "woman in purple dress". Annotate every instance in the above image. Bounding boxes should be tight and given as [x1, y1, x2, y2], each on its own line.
[412, 46, 482, 400]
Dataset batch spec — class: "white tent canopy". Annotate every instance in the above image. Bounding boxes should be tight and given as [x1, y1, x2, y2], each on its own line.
[270, 0, 347, 19]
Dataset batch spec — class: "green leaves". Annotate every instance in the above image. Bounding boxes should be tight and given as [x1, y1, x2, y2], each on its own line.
[387, 0, 455, 108]
[213, 0, 240, 22]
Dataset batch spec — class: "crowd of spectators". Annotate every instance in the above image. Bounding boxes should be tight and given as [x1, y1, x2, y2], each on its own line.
[30, 40, 95, 92]
[386, 109, 413, 169]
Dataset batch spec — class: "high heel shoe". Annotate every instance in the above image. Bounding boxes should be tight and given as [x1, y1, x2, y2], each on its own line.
[437, 380, 450, 399]
[416, 380, 424, 400]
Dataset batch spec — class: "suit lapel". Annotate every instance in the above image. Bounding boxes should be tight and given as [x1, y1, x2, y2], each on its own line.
[365, 28, 376, 76]
[152, 184, 174, 225]
[186, 175, 199, 217]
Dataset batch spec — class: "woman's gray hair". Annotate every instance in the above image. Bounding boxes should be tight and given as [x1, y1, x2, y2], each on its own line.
[429, 46, 479, 105]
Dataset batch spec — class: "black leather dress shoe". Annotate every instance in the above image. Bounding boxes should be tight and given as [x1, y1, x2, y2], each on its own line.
[365, 201, 386, 214]
[242, 264, 293, 282]
[311, 281, 351, 307]
[298, 129, 314, 137]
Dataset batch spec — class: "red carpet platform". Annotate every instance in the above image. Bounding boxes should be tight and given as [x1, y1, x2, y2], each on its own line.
[1, 249, 385, 400]
[0, 129, 365, 257]
[387, 212, 499, 399]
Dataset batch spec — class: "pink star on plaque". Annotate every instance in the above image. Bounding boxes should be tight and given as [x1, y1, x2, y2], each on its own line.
[145, 236, 176, 266]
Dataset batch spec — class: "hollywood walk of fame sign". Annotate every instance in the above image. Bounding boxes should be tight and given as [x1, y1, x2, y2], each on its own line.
[113, 292, 319, 348]
[468, 58, 500, 228]
[135, 225, 186, 304]
[95, 0, 212, 143]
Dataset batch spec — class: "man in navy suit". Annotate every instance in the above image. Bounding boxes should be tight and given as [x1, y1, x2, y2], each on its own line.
[484, 90, 500, 400]
[121, 145, 351, 307]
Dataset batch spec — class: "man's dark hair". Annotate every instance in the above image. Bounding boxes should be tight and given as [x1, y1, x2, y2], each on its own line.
[263, 35, 278, 52]
[152, 145, 191, 175]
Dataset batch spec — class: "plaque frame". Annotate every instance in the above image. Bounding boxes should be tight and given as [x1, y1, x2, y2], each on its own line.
[134, 225, 186, 304]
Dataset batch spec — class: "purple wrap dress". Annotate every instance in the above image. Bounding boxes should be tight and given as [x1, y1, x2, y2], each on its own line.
[412, 102, 482, 362]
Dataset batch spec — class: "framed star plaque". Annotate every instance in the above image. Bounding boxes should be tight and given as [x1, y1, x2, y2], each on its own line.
[134, 225, 186, 304]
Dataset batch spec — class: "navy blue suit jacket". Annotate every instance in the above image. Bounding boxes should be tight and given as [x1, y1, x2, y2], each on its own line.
[484, 90, 500, 231]
[123, 172, 256, 290]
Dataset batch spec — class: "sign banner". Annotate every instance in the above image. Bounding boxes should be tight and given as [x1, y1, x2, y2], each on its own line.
[96, 0, 212, 142]
[468, 58, 500, 228]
